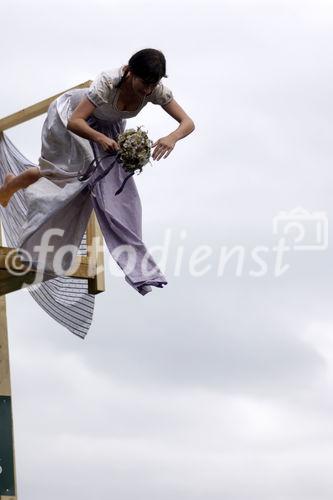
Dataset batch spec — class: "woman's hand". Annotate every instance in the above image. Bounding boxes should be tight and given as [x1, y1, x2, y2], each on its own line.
[96, 134, 120, 153]
[152, 135, 177, 161]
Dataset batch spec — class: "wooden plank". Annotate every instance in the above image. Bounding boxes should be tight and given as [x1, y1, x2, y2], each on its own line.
[0, 220, 108, 295]
[0, 224, 17, 499]
[0, 229, 12, 396]
[0, 246, 99, 296]
[0, 80, 92, 132]
[0, 247, 94, 279]
[0, 292, 11, 397]
[66, 256, 93, 279]
[86, 212, 105, 295]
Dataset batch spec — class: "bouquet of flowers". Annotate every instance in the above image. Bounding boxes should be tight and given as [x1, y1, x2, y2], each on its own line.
[117, 126, 153, 174]
[78, 126, 154, 195]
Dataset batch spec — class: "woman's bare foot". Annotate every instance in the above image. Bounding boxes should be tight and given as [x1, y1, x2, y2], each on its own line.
[0, 173, 16, 207]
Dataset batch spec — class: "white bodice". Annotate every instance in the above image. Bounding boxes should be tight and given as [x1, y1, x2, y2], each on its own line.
[86, 65, 174, 121]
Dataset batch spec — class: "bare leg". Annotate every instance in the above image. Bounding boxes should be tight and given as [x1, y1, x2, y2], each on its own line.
[0, 167, 41, 207]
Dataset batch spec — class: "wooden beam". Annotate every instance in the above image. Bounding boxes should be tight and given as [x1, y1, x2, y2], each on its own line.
[0, 246, 100, 296]
[0, 214, 107, 295]
[0, 80, 92, 132]
[0, 224, 17, 499]
[86, 212, 106, 295]
[0, 247, 93, 279]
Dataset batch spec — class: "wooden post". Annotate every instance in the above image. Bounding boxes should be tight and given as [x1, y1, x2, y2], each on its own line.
[0, 223, 17, 500]
[86, 212, 105, 295]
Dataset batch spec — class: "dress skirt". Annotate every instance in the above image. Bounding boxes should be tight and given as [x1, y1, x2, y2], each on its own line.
[18, 88, 168, 296]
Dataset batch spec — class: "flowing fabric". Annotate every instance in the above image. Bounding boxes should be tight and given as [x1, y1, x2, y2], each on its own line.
[0, 87, 168, 336]
[19, 88, 168, 294]
[0, 132, 94, 338]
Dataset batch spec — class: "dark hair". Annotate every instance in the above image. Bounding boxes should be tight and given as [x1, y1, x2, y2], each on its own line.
[115, 48, 168, 88]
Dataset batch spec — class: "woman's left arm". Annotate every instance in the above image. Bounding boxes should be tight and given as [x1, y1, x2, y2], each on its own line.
[152, 99, 195, 161]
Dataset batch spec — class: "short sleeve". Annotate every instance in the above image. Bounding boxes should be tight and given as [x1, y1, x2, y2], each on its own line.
[149, 83, 174, 106]
[87, 71, 113, 107]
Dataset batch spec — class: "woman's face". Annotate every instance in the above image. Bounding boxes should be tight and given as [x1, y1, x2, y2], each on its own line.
[131, 74, 160, 97]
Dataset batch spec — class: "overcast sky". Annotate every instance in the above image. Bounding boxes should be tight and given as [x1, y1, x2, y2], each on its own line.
[2, 0, 333, 499]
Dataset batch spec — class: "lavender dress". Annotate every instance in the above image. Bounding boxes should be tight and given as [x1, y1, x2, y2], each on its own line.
[18, 66, 174, 295]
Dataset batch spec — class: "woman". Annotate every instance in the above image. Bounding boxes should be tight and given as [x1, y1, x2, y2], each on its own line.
[0, 48, 195, 295]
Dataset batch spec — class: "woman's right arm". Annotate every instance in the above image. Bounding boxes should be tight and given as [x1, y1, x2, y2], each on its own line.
[67, 97, 120, 152]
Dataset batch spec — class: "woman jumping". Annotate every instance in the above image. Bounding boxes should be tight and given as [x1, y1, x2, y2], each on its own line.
[0, 48, 195, 295]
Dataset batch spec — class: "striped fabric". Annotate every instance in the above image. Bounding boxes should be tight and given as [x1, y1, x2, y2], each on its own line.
[0, 132, 95, 338]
